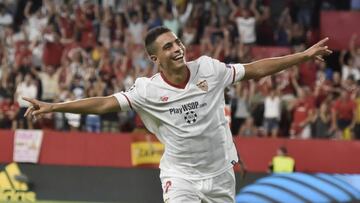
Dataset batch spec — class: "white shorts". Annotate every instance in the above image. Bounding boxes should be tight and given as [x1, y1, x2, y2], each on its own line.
[161, 168, 236, 203]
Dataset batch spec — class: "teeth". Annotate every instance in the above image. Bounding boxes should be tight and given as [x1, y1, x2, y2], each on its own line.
[173, 55, 183, 60]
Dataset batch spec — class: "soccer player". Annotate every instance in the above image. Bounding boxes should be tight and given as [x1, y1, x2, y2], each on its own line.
[23, 26, 332, 202]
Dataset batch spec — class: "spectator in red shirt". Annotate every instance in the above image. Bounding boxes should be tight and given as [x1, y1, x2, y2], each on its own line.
[314, 71, 333, 107]
[75, 2, 96, 49]
[290, 86, 315, 139]
[0, 96, 19, 129]
[42, 27, 64, 67]
[331, 91, 356, 138]
[58, 4, 75, 41]
[298, 60, 318, 89]
[14, 41, 32, 70]
[275, 68, 296, 100]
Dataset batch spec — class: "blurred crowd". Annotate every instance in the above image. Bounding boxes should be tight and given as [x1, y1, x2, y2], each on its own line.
[0, 0, 359, 139]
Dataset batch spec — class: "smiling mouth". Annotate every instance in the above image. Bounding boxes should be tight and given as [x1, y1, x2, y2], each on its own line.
[172, 54, 184, 61]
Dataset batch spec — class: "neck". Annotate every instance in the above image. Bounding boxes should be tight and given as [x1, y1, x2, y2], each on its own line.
[161, 65, 189, 88]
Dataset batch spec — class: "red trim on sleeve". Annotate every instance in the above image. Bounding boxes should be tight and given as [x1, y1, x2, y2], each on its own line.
[121, 93, 133, 109]
[231, 66, 236, 84]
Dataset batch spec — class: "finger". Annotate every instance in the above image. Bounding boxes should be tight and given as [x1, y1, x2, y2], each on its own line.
[319, 46, 332, 55]
[22, 97, 37, 105]
[32, 109, 44, 117]
[315, 55, 324, 62]
[23, 97, 41, 110]
[32, 110, 40, 117]
[325, 49, 333, 55]
[316, 37, 329, 46]
[24, 106, 33, 117]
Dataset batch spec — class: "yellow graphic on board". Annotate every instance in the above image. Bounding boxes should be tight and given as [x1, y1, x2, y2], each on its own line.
[0, 163, 36, 202]
[131, 141, 164, 166]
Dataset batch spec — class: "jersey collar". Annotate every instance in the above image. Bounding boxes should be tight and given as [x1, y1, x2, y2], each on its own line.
[160, 67, 190, 89]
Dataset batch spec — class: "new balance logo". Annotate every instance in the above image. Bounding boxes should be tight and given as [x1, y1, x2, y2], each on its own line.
[160, 96, 169, 102]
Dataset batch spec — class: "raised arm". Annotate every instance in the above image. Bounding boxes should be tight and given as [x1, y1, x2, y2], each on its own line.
[228, 0, 238, 21]
[249, 0, 261, 22]
[242, 38, 332, 80]
[24, 1, 32, 18]
[178, 2, 193, 25]
[23, 96, 121, 118]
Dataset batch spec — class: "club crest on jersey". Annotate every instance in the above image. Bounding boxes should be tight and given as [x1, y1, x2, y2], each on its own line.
[196, 80, 208, 92]
[184, 111, 197, 124]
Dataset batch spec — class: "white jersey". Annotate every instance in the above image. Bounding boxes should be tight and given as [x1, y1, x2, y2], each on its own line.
[235, 17, 256, 44]
[113, 55, 245, 180]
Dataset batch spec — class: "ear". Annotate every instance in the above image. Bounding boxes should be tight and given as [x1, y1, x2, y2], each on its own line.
[150, 55, 158, 63]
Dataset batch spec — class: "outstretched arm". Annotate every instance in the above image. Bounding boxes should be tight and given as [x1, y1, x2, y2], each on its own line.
[23, 96, 121, 118]
[243, 38, 332, 80]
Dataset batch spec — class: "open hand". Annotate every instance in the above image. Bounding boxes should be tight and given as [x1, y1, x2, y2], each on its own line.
[22, 97, 53, 119]
[304, 37, 333, 62]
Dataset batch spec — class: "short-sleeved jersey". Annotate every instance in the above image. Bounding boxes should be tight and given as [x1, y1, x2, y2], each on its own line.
[113, 55, 245, 180]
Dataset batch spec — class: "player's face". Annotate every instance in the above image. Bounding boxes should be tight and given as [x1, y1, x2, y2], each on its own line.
[153, 32, 186, 72]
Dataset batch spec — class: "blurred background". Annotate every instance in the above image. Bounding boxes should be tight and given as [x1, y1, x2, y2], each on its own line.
[0, 0, 360, 202]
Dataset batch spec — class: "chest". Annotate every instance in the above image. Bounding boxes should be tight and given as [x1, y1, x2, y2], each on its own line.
[145, 78, 222, 126]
